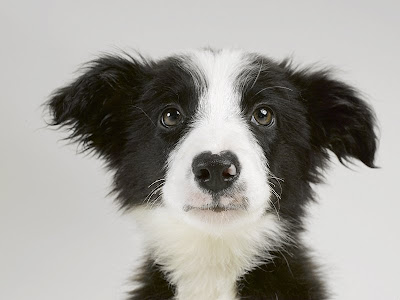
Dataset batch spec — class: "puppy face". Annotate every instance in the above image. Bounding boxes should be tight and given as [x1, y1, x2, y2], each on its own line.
[163, 51, 275, 227]
[48, 49, 377, 231]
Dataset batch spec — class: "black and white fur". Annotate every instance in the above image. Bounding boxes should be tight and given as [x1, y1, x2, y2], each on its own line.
[48, 49, 377, 299]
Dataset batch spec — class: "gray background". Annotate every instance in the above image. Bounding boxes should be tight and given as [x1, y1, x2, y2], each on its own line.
[1, 0, 399, 299]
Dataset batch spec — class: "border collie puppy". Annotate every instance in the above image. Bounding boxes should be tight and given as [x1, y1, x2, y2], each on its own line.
[48, 49, 377, 300]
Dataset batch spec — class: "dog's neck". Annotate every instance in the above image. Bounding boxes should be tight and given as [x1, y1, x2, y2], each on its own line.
[132, 207, 285, 300]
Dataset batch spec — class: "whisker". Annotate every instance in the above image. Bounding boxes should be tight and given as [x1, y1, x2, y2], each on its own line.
[145, 188, 162, 204]
[148, 193, 163, 209]
[278, 249, 294, 277]
[250, 86, 294, 101]
[148, 178, 166, 188]
[269, 172, 284, 195]
[270, 200, 281, 221]
[270, 175, 284, 182]
[249, 58, 264, 90]
[268, 181, 276, 188]
[267, 175, 282, 221]
[145, 183, 165, 203]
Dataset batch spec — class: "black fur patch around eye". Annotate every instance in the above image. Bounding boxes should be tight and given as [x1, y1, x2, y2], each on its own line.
[47, 54, 203, 209]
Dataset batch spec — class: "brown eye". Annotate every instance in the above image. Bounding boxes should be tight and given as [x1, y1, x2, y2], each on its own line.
[251, 107, 274, 126]
[161, 108, 183, 127]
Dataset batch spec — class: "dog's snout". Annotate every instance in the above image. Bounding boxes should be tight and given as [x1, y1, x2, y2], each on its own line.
[192, 151, 240, 193]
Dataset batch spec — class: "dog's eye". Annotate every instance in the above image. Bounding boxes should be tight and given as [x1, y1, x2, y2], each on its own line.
[251, 107, 274, 126]
[161, 108, 183, 127]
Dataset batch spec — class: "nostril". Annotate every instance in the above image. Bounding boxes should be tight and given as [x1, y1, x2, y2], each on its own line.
[196, 168, 211, 181]
[192, 151, 241, 193]
[222, 164, 237, 180]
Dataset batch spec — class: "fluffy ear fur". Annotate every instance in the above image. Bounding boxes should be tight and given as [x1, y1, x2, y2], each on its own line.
[47, 54, 150, 162]
[282, 62, 378, 168]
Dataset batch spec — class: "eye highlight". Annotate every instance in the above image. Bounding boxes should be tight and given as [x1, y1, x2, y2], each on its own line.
[251, 107, 274, 126]
[161, 107, 183, 127]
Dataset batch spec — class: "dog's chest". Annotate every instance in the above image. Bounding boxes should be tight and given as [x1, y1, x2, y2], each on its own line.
[165, 236, 246, 300]
[133, 208, 283, 300]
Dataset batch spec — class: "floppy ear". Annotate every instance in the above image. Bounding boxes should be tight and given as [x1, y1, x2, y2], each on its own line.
[282, 62, 378, 167]
[47, 54, 150, 161]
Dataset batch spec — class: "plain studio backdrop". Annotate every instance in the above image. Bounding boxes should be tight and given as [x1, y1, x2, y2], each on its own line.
[1, 1, 399, 299]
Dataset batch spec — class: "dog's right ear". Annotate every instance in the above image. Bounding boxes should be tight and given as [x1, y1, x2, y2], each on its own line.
[280, 60, 378, 168]
[47, 54, 150, 161]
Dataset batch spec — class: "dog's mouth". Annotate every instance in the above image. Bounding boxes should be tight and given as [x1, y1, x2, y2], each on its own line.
[183, 203, 245, 213]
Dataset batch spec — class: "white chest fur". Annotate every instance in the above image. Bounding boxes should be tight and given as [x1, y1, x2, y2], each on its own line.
[132, 207, 285, 300]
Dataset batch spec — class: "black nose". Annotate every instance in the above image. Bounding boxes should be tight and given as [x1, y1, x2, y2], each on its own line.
[192, 151, 240, 194]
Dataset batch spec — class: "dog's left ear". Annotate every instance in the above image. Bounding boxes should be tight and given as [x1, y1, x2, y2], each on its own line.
[47, 54, 150, 162]
[282, 62, 378, 167]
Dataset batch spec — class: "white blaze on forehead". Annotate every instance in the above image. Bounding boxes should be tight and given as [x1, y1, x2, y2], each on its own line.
[186, 49, 253, 123]
[173, 49, 264, 159]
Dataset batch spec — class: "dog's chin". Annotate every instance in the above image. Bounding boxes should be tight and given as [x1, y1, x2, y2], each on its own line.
[189, 208, 244, 223]
[179, 202, 254, 232]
